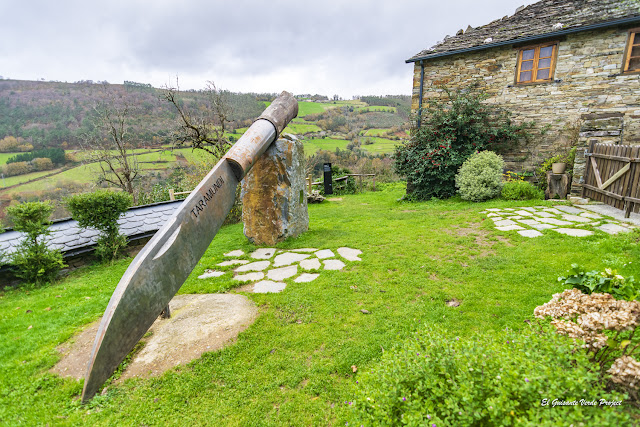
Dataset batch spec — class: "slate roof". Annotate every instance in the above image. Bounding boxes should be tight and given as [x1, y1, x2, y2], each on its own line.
[407, 0, 640, 63]
[0, 200, 182, 257]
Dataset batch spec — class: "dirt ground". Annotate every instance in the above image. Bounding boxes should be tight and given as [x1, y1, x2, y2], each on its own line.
[51, 294, 258, 381]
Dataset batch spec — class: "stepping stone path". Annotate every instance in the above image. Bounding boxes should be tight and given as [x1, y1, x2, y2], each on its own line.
[482, 205, 635, 238]
[198, 246, 363, 293]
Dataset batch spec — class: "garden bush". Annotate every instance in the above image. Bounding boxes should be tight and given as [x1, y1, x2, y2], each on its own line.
[394, 87, 533, 200]
[6, 201, 65, 285]
[349, 324, 630, 426]
[536, 288, 640, 402]
[455, 151, 504, 202]
[66, 190, 132, 262]
[558, 264, 638, 301]
[501, 180, 544, 200]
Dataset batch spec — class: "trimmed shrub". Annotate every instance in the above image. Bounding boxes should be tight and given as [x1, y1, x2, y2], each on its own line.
[6, 201, 65, 285]
[349, 324, 630, 426]
[393, 87, 533, 200]
[66, 190, 132, 262]
[501, 180, 544, 200]
[455, 151, 504, 202]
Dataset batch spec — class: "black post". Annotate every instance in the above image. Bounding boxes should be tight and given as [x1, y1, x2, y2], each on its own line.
[323, 163, 333, 195]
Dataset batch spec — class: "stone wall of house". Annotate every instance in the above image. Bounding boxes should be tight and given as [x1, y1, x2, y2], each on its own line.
[411, 26, 640, 184]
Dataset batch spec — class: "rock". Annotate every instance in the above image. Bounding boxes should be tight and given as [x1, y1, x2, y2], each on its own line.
[217, 260, 249, 267]
[299, 258, 321, 270]
[597, 223, 632, 234]
[250, 248, 277, 259]
[337, 247, 362, 261]
[360, 309, 370, 314]
[294, 273, 320, 283]
[234, 261, 271, 272]
[224, 250, 244, 257]
[252, 280, 287, 293]
[233, 272, 265, 282]
[553, 228, 594, 237]
[273, 252, 310, 267]
[307, 190, 325, 203]
[323, 259, 346, 270]
[241, 136, 309, 245]
[267, 265, 298, 281]
[315, 249, 335, 259]
[198, 270, 225, 279]
[518, 230, 543, 238]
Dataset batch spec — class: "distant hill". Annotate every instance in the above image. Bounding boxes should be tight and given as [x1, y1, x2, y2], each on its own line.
[0, 79, 271, 150]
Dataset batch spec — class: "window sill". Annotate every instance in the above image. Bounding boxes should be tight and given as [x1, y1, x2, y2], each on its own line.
[507, 79, 562, 88]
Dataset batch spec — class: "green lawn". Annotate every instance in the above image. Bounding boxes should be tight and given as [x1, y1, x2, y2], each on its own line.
[0, 152, 20, 165]
[303, 138, 350, 156]
[1, 187, 639, 424]
[362, 128, 389, 137]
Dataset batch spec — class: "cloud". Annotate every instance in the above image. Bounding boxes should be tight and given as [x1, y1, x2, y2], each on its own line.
[0, 0, 538, 97]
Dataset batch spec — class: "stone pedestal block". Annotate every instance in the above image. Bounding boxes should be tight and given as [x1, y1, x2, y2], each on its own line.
[241, 135, 308, 245]
[546, 172, 571, 200]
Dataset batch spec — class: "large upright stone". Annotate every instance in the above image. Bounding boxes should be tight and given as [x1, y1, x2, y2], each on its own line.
[241, 135, 309, 245]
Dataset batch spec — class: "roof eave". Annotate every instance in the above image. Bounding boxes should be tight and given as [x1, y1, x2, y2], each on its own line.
[406, 15, 640, 64]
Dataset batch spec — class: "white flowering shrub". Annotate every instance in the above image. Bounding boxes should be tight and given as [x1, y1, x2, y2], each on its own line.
[455, 151, 504, 202]
[348, 325, 629, 425]
[535, 288, 640, 401]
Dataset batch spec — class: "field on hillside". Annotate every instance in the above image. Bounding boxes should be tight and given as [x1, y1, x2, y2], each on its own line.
[1, 96, 409, 200]
[1, 187, 639, 424]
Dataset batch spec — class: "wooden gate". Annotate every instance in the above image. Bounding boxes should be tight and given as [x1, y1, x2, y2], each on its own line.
[581, 141, 640, 217]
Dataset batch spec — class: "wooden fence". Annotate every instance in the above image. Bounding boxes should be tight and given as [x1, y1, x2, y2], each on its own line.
[581, 141, 640, 217]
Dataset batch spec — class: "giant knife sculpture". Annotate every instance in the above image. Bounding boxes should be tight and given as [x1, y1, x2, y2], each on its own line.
[81, 91, 298, 402]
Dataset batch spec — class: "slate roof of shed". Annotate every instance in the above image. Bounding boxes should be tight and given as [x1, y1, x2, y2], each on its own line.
[0, 200, 182, 257]
[407, 0, 640, 63]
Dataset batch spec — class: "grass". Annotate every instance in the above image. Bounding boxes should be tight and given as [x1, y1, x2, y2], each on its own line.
[362, 128, 388, 137]
[1, 186, 639, 424]
[0, 152, 20, 165]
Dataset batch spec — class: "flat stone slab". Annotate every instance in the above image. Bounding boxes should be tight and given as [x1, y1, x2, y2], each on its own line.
[51, 294, 257, 381]
[224, 250, 244, 257]
[503, 215, 523, 220]
[267, 265, 298, 281]
[553, 205, 583, 214]
[250, 248, 277, 259]
[532, 211, 555, 218]
[323, 259, 346, 270]
[234, 272, 265, 282]
[494, 219, 517, 227]
[253, 280, 287, 293]
[315, 249, 335, 259]
[502, 208, 515, 211]
[486, 208, 502, 211]
[198, 270, 225, 279]
[536, 217, 573, 226]
[562, 214, 591, 223]
[597, 223, 632, 234]
[542, 208, 563, 214]
[517, 219, 540, 226]
[273, 252, 310, 267]
[530, 223, 557, 230]
[299, 258, 321, 270]
[337, 247, 362, 261]
[513, 210, 534, 216]
[487, 213, 502, 217]
[234, 261, 271, 272]
[496, 225, 524, 231]
[553, 228, 594, 237]
[290, 248, 318, 253]
[518, 230, 543, 238]
[580, 212, 602, 219]
[519, 207, 536, 212]
[294, 273, 320, 283]
[218, 259, 249, 267]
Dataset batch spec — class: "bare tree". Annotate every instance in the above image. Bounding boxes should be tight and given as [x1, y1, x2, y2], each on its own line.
[162, 79, 232, 158]
[82, 88, 141, 204]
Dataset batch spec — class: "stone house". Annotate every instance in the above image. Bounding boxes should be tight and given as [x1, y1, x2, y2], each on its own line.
[406, 0, 640, 192]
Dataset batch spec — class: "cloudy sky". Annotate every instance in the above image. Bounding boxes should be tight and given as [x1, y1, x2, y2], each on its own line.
[0, 0, 538, 98]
